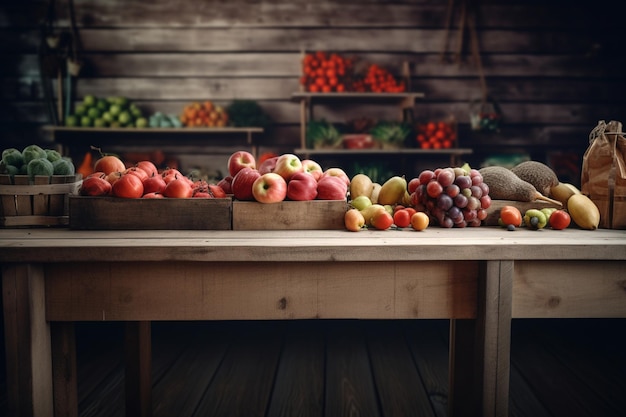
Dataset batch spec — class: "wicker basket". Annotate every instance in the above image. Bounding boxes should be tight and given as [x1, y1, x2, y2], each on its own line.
[0, 174, 82, 227]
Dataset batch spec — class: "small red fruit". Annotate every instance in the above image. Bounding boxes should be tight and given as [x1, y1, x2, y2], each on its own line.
[549, 209, 571, 230]
[393, 209, 411, 228]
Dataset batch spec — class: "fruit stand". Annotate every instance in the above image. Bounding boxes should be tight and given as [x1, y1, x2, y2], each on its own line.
[1, 227, 625, 417]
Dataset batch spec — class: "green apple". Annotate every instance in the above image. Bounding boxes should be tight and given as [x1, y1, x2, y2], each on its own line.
[350, 195, 372, 211]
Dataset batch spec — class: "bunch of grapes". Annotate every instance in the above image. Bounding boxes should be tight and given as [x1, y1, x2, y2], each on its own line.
[409, 167, 491, 228]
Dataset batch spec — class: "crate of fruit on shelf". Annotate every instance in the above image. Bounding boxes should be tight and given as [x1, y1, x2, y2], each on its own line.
[0, 145, 82, 227]
[414, 116, 458, 150]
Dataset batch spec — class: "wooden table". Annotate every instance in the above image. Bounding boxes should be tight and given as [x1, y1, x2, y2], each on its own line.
[2, 227, 625, 417]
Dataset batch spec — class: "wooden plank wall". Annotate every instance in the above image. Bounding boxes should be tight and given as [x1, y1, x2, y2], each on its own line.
[1, 0, 625, 183]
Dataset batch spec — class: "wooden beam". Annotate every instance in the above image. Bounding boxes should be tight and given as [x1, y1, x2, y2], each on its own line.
[2, 264, 53, 417]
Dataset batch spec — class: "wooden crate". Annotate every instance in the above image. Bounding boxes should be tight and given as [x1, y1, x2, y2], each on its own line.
[484, 199, 563, 226]
[232, 200, 347, 230]
[0, 174, 82, 227]
[69, 196, 232, 230]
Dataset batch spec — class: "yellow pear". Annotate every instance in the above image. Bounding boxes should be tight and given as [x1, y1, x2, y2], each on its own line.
[377, 176, 407, 206]
[359, 204, 386, 226]
[370, 183, 382, 204]
[350, 173, 374, 199]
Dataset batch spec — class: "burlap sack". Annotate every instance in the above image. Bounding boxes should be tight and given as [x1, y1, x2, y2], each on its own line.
[581, 120, 626, 229]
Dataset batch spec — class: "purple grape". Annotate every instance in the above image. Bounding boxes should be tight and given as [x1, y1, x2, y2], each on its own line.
[437, 194, 453, 211]
[454, 194, 468, 208]
[454, 175, 472, 189]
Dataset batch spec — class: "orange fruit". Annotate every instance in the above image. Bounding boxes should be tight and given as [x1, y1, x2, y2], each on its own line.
[410, 212, 430, 231]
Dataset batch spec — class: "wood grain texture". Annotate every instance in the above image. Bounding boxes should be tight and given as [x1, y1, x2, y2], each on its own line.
[44, 260, 478, 321]
[513, 261, 626, 318]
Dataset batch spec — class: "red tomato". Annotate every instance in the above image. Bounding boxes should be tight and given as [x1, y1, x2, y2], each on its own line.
[112, 174, 144, 198]
[163, 178, 193, 198]
[80, 176, 112, 196]
[124, 167, 149, 183]
[549, 210, 571, 230]
[393, 209, 411, 228]
[499, 205, 522, 227]
[94, 155, 125, 175]
[136, 160, 158, 177]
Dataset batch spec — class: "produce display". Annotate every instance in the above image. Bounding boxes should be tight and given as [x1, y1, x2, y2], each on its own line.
[180, 100, 229, 127]
[409, 165, 491, 228]
[415, 120, 457, 149]
[31, 141, 598, 233]
[227, 151, 349, 203]
[1, 145, 75, 178]
[65, 95, 147, 128]
[79, 152, 227, 199]
[300, 51, 406, 93]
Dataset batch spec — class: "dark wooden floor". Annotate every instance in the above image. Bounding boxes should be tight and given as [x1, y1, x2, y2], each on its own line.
[1, 318, 625, 417]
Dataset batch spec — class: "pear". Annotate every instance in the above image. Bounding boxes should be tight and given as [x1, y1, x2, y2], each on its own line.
[350, 173, 374, 199]
[359, 204, 386, 226]
[377, 176, 407, 206]
[370, 183, 382, 204]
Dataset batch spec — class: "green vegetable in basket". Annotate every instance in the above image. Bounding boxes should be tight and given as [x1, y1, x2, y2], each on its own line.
[52, 158, 75, 175]
[2, 148, 24, 168]
[22, 144, 47, 165]
[27, 157, 54, 178]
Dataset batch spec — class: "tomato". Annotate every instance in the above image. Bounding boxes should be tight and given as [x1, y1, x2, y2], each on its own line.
[80, 176, 111, 196]
[163, 178, 193, 198]
[142, 192, 164, 199]
[393, 209, 411, 228]
[208, 184, 227, 198]
[499, 205, 522, 227]
[136, 160, 158, 177]
[549, 209, 571, 230]
[94, 155, 125, 175]
[112, 174, 144, 198]
[124, 166, 149, 183]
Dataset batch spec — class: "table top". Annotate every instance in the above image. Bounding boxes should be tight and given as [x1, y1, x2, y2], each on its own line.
[1, 227, 625, 263]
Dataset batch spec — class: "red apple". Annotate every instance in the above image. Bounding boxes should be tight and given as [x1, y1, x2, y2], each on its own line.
[216, 176, 233, 194]
[252, 172, 287, 203]
[192, 191, 212, 198]
[227, 150, 256, 177]
[370, 209, 394, 230]
[301, 159, 324, 181]
[231, 167, 261, 201]
[322, 167, 350, 187]
[316, 175, 348, 200]
[142, 192, 164, 199]
[142, 174, 167, 194]
[274, 153, 303, 181]
[287, 172, 318, 201]
[258, 156, 279, 175]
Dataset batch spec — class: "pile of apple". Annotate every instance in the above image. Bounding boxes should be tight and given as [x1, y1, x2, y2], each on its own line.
[222, 151, 349, 203]
[79, 154, 227, 199]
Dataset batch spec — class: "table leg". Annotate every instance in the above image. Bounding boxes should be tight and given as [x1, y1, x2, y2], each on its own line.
[125, 321, 152, 417]
[51, 322, 78, 417]
[448, 260, 513, 417]
[2, 263, 53, 417]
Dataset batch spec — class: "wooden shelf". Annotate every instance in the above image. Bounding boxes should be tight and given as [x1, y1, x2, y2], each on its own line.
[291, 92, 425, 106]
[42, 125, 264, 158]
[295, 148, 472, 156]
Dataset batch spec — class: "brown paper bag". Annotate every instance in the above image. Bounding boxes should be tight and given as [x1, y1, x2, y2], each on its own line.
[581, 120, 626, 229]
